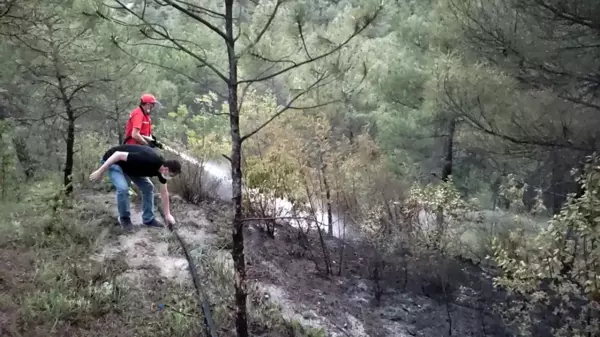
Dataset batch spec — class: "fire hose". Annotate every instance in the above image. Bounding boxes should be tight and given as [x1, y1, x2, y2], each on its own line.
[152, 137, 219, 337]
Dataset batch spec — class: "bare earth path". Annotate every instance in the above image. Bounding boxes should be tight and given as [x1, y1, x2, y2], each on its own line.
[77, 190, 509, 337]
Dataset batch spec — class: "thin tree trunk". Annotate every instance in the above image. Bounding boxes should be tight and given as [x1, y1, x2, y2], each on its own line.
[64, 114, 75, 194]
[491, 176, 501, 210]
[57, 72, 75, 195]
[322, 163, 333, 236]
[436, 118, 455, 248]
[441, 118, 455, 182]
[225, 1, 249, 336]
[548, 148, 564, 215]
[12, 135, 34, 180]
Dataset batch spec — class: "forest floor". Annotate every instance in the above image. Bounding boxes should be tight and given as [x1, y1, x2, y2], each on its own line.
[0, 186, 513, 337]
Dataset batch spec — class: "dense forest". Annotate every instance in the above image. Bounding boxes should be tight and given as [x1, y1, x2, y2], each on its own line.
[1, 0, 599, 336]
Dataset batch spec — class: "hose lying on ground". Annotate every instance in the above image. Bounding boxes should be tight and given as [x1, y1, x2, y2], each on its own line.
[157, 203, 219, 337]
[154, 141, 220, 337]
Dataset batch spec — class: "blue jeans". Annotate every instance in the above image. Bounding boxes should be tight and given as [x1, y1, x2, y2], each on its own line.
[101, 159, 155, 224]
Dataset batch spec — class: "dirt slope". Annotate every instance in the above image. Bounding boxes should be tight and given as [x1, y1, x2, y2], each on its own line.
[76, 190, 511, 337]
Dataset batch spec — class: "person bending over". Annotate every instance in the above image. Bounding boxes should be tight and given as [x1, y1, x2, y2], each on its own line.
[89, 144, 181, 232]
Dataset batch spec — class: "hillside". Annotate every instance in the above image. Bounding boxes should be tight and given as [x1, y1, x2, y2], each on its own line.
[2, 0, 600, 336]
[1, 182, 511, 337]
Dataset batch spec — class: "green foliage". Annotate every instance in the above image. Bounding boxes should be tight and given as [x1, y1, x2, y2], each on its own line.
[1, 0, 599, 334]
[157, 97, 230, 159]
[0, 119, 18, 199]
[0, 178, 129, 333]
[493, 156, 600, 336]
[72, 132, 112, 190]
[287, 320, 326, 337]
[22, 260, 128, 330]
[245, 153, 300, 199]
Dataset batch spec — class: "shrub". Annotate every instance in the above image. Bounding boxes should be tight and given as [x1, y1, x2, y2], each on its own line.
[493, 155, 600, 337]
[192, 246, 327, 336]
[0, 178, 128, 333]
[168, 159, 223, 204]
[73, 132, 113, 191]
[243, 153, 303, 238]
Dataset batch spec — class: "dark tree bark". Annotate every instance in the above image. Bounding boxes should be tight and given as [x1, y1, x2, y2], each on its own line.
[322, 163, 333, 236]
[435, 117, 456, 249]
[12, 135, 34, 180]
[441, 118, 456, 182]
[547, 149, 564, 215]
[224, 1, 248, 336]
[56, 63, 76, 195]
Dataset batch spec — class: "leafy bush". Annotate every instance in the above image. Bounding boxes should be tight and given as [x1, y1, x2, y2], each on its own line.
[243, 153, 303, 237]
[72, 132, 113, 191]
[0, 178, 129, 333]
[460, 209, 546, 264]
[0, 119, 20, 199]
[493, 156, 600, 337]
[361, 179, 475, 298]
[168, 159, 222, 204]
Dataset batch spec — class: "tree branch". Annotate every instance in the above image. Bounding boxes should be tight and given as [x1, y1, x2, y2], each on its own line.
[248, 50, 298, 66]
[67, 78, 112, 101]
[170, 0, 226, 19]
[442, 74, 591, 152]
[110, 38, 207, 84]
[296, 16, 312, 59]
[531, 0, 598, 32]
[236, 0, 285, 59]
[287, 59, 369, 111]
[237, 7, 381, 84]
[237, 54, 298, 111]
[240, 72, 332, 142]
[100, 2, 229, 83]
[0, 0, 16, 19]
[163, 0, 229, 41]
[287, 100, 342, 110]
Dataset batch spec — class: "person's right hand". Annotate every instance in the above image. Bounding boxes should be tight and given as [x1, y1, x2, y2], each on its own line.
[150, 135, 163, 149]
[89, 169, 103, 182]
[165, 213, 176, 230]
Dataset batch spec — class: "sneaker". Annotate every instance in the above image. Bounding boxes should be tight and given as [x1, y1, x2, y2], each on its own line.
[142, 218, 164, 228]
[118, 217, 134, 233]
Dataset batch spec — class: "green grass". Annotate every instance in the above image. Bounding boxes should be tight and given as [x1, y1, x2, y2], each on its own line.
[0, 178, 328, 337]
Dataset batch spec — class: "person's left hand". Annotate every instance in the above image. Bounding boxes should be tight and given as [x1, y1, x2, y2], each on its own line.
[89, 169, 103, 182]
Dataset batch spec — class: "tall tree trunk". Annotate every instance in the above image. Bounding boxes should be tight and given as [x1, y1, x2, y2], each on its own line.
[225, 1, 249, 336]
[64, 114, 75, 195]
[436, 118, 455, 249]
[12, 134, 34, 180]
[321, 163, 333, 236]
[548, 148, 564, 215]
[491, 176, 501, 210]
[57, 72, 75, 195]
[441, 118, 455, 182]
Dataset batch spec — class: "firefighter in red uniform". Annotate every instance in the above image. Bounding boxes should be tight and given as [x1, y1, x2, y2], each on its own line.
[123, 94, 160, 146]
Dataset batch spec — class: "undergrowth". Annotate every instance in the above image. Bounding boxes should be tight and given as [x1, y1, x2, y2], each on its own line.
[0, 180, 133, 335]
[164, 241, 328, 336]
[0, 179, 325, 337]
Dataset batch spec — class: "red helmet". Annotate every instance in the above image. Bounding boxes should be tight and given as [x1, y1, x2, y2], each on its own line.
[140, 94, 157, 104]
